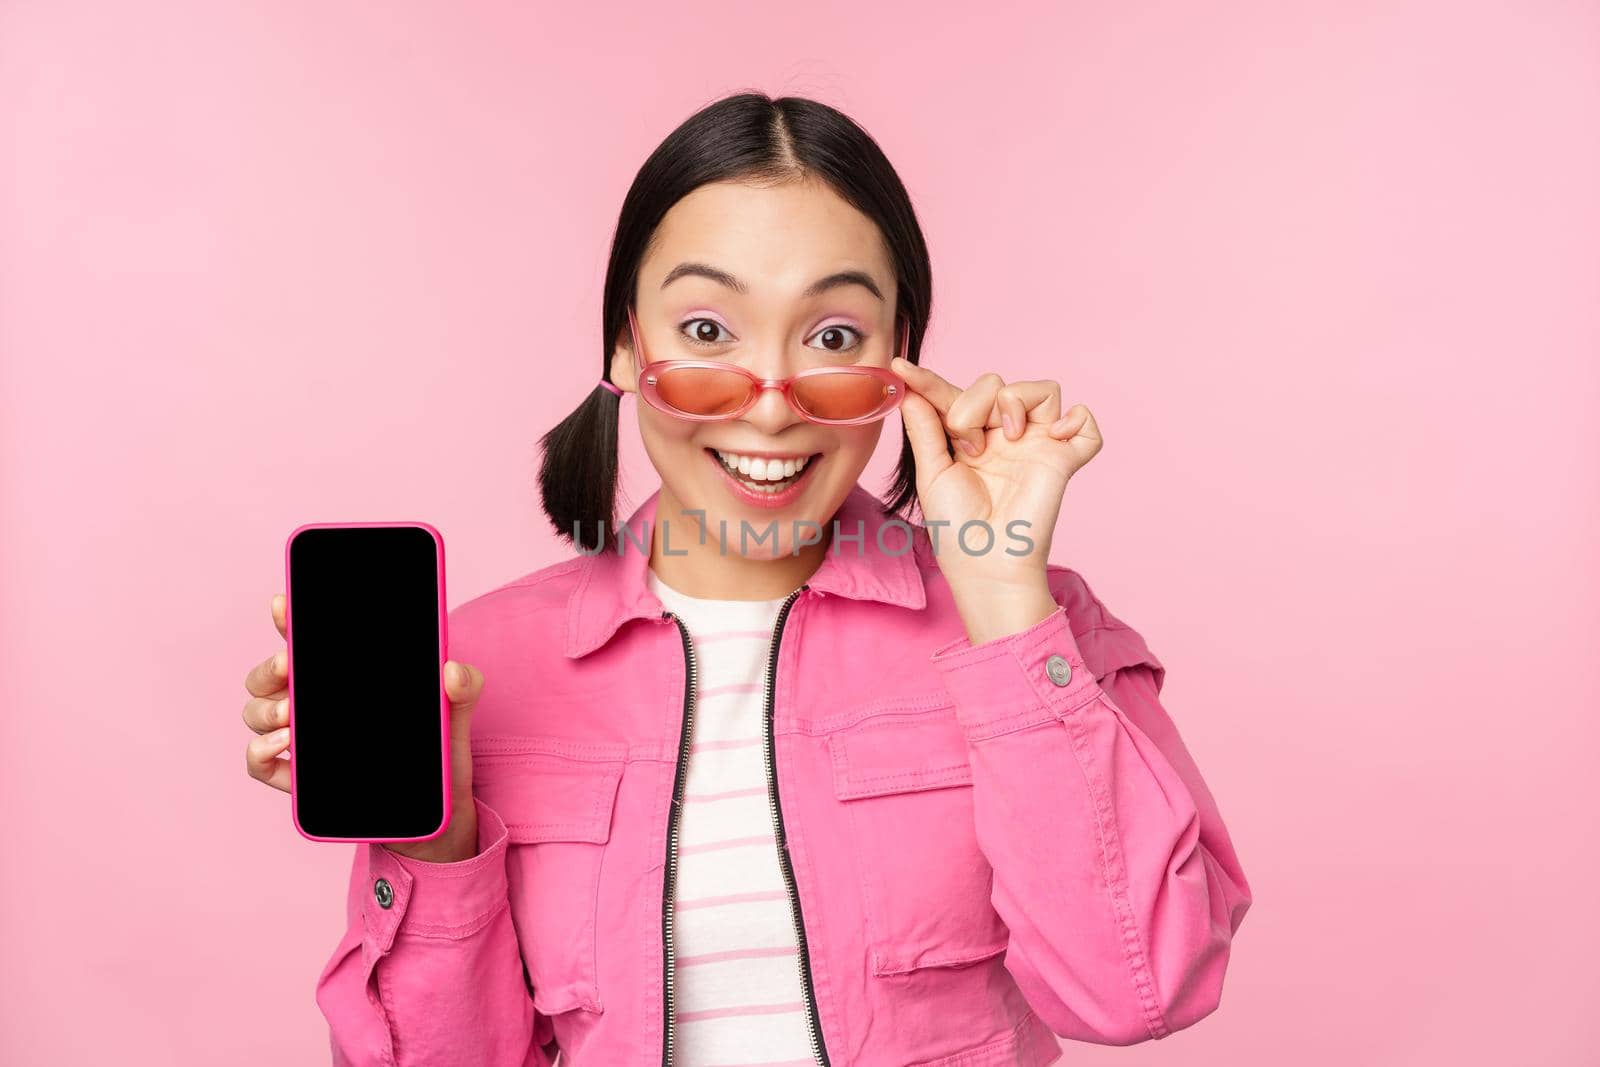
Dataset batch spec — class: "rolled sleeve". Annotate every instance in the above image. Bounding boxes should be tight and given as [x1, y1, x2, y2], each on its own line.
[930, 605, 1100, 740]
[361, 796, 512, 958]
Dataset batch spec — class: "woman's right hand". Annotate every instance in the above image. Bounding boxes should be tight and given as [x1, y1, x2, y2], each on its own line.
[242, 592, 485, 863]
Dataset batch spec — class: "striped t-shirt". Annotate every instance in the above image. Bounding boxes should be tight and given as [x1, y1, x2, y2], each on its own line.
[646, 566, 817, 1067]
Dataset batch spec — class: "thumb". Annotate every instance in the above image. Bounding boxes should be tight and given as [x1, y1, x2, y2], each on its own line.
[444, 660, 483, 718]
[899, 392, 954, 489]
[443, 661, 482, 794]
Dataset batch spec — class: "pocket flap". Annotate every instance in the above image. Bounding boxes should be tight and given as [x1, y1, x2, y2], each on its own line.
[829, 710, 972, 801]
[473, 748, 625, 844]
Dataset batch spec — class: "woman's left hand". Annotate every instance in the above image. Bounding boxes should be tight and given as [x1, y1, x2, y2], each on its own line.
[891, 355, 1102, 642]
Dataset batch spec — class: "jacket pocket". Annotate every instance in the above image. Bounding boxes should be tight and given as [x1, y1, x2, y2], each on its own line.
[829, 707, 1010, 976]
[473, 742, 626, 1016]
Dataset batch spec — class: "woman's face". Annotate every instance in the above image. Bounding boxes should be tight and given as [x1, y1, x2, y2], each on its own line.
[611, 177, 901, 560]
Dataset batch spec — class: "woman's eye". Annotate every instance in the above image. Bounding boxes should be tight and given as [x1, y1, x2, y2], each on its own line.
[680, 318, 732, 346]
[807, 324, 863, 353]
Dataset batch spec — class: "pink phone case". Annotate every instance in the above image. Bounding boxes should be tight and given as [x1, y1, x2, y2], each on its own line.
[284, 521, 452, 844]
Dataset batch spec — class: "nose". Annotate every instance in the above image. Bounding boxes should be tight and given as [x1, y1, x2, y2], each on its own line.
[740, 339, 805, 435]
[740, 380, 803, 435]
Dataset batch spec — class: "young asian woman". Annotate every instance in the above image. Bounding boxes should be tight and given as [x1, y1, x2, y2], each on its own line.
[244, 90, 1253, 1066]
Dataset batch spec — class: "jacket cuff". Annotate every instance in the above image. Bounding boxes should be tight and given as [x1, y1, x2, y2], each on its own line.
[360, 796, 511, 957]
[929, 605, 1101, 740]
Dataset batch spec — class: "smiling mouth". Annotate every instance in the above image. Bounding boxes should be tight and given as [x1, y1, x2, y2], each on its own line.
[705, 447, 822, 494]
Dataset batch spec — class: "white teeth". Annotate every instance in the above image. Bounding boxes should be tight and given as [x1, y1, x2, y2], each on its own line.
[713, 450, 813, 488]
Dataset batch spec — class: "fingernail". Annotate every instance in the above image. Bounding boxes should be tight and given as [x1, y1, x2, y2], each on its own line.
[451, 663, 466, 687]
[1002, 413, 1017, 437]
[274, 651, 286, 675]
[957, 438, 979, 456]
[273, 727, 291, 744]
[277, 698, 289, 723]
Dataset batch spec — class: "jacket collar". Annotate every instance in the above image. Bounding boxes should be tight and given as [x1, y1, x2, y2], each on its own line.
[565, 481, 927, 658]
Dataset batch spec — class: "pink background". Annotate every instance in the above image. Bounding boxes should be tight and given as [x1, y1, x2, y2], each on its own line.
[3, 1, 1597, 1063]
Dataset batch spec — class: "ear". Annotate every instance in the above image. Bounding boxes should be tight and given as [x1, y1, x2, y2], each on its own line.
[610, 320, 640, 393]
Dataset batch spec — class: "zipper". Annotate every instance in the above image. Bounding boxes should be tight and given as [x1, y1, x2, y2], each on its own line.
[660, 584, 830, 1066]
[661, 608, 698, 1067]
[763, 585, 830, 1064]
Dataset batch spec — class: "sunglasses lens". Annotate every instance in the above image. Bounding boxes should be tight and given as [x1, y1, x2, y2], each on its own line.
[791, 372, 897, 422]
[652, 366, 755, 417]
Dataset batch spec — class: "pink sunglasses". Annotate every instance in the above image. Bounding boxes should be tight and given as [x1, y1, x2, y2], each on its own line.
[626, 305, 909, 425]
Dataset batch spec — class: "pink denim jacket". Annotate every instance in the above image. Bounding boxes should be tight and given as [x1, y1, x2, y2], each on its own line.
[314, 482, 1253, 1065]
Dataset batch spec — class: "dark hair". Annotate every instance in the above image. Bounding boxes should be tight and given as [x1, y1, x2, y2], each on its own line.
[538, 91, 938, 551]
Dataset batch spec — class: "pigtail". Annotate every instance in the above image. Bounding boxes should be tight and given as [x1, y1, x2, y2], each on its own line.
[537, 383, 621, 553]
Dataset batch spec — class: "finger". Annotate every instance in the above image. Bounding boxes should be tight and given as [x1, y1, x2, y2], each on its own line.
[1048, 407, 1086, 438]
[444, 661, 483, 790]
[1048, 405, 1105, 464]
[245, 728, 293, 792]
[996, 390, 1027, 441]
[899, 392, 956, 488]
[890, 358, 1002, 456]
[272, 593, 287, 640]
[946, 373, 1007, 456]
[1048, 403, 1095, 440]
[995, 380, 1062, 434]
[244, 649, 287, 699]
[888, 358, 965, 418]
[242, 694, 289, 734]
[444, 660, 484, 715]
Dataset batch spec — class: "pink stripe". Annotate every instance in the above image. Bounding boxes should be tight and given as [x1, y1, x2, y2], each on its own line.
[699, 681, 762, 698]
[691, 629, 772, 644]
[685, 785, 767, 803]
[675, 889, 787, 911]
[679, 833, 774, 856]
[675, 944, 797, 967]
[688, 737, 761, 753]
[676, 1001, 805, 1023]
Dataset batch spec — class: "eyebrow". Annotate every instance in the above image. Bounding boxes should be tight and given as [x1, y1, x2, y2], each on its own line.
[659, 261, 884, 302]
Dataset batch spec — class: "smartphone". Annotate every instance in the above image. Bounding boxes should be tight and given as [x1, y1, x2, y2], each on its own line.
[285, 522, 450, 843]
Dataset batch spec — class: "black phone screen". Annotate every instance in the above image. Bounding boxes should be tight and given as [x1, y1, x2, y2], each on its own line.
[288, 525, 447, 841]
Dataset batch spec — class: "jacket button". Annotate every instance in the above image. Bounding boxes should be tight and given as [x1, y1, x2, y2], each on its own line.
[374, 877, 394, 909]
[1045, 654, 1073, 687]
